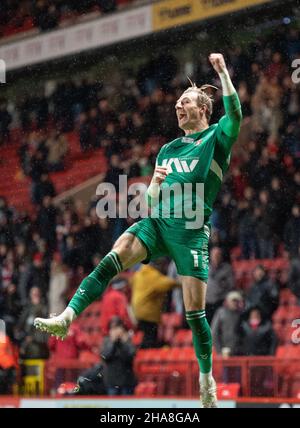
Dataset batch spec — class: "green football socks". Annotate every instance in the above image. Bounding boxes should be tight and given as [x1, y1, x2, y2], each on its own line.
[68, 251, 122, 316]
[186, 310, 212, 374]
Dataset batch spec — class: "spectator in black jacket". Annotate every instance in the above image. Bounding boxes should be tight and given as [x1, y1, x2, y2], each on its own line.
[100, 317, 136, 396]
[284, 205, 300, 258]
[206, 247, 235, 324]
[0, 99, 12, 144]
[15, 286, 49, 359]
[104, 154, 124, 192]
[33, 173, 56, 206]
[79, 112, 92, 152]
[287, 245, 300, 303]
[36, 195, 57, 251]
[240, 307, 277, 396]
[245, 264, 279, 319]
[240, 307, 277, 355]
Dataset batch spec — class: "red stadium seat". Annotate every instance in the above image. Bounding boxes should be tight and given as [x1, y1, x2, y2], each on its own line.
[272, 306, 289, 323]
[290, 376, 300, 398]
[79, 351, 99, 364]
[172, 329, 193, 347]
[161, 313, 182, 328]
[132, 331, 144, 347]
[160, 313, 183, 344]
[279, 289, 298, 306]
[135, 381, 157, 396]
[217, 383, 240, 399]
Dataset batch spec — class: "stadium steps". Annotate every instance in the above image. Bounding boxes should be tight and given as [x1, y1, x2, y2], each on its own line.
[0, 131, 107, 211]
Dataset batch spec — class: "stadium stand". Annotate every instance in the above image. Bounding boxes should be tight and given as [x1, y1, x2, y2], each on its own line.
[0, 1, 137, 41]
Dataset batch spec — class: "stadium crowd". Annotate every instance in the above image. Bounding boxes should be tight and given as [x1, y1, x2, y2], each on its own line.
[0, 0, 136, 39]
[0, 23, 300, 394]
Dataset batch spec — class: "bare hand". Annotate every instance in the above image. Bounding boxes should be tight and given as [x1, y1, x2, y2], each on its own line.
[109, 329, 120, 342]
[120, 331, 129, 343]
[209, 53, 227, 74]
[152, 166, 168, 185]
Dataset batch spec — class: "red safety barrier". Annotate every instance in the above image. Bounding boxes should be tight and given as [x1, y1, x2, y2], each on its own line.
[44, 350, 300, 398]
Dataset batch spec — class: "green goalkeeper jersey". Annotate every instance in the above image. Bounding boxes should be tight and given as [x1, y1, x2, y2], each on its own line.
[152, 93, 242, 228]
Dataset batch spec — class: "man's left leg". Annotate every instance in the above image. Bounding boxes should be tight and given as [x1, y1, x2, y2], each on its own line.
[180, 275, 217, 408]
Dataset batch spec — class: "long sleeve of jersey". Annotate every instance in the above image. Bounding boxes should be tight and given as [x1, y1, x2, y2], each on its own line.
[216, 92, 243, 154]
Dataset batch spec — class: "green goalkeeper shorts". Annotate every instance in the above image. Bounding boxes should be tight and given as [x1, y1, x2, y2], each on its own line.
[126, 217, 210, 281]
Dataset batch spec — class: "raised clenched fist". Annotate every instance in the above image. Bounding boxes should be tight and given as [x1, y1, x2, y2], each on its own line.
[209, 53, 227, 74]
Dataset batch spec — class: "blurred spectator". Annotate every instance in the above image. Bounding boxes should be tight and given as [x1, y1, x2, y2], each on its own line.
[0, 99, 12, 144]
[239, 307, 277, 397]
[78, 112, 92, 152]
[0, 212, 14, 248]
[211, 291, 244, 357]
[48, 252, 69, 316]
[130, 259, 177, 348]
[33, 173, 56, 206]
[238, 204, 259, 259]
[74, 363, 106, 395]
[48, 323, 89, 359]
[98, 0, 117, 13]
[104, 154, 124, 192]
[245, 265, 279, 320]
[0, 197, 13, 220]
[45, 131, 68, 172]
[27, 253, 49, 298]
[212, 193, 236, 246]
[29, 150, 47, 183]
[36, 196, 57, 251]
[99, 277, 134, 336]
[206, 247, 235, 324]
[255, 190, 277, 258]
[0, 283, 22, 339]
[287, 245, 300, 303]
[0, 332, 18, 394]
[125, 144, 152, 178]
[48, 323, 89, 390]
[251, 75, 283, 138]
[33, 1, 60, 31]
[240, 307, 277, 355]
[284, 204, 300, 258]
[16, 287, 49, 359]
[100, 317, 136, 396]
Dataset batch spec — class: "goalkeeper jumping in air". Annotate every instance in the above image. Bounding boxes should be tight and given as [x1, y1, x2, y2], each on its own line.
[35, 53, 242, 408]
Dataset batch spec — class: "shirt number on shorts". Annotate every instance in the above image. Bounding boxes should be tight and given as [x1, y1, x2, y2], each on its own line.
[191, 250, 199, 267]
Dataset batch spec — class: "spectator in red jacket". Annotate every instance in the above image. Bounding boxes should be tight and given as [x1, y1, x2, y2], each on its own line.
[0, 332, 18, 394]
[48, 323, 89, 359]
[48, 323, 90, 391]
[99, 277, 134, 336]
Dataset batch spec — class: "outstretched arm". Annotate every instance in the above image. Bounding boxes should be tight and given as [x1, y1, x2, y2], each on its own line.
[209, 53, 242, 145]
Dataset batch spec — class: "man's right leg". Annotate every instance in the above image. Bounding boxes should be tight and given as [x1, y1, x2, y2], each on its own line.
[34, 232, 147, 338]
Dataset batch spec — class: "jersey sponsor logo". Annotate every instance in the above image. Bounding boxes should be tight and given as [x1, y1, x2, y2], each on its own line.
[194, 139, 202, 146]
[162, 158, 199, 173]
[182, 137, 194, 143]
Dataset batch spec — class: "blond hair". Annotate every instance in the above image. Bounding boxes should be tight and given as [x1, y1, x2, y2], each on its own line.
[182, 79, 218, 122]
